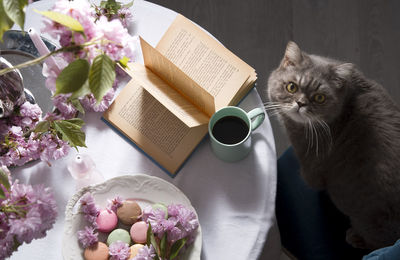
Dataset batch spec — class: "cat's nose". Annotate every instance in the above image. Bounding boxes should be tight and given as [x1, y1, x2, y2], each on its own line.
[297, 101, 307, 107]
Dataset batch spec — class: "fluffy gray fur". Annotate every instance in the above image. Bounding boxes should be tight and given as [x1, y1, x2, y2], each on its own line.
[267, 41, 400, 249]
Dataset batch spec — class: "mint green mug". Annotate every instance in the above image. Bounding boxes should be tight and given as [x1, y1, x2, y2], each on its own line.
[208, 106, 265, 162]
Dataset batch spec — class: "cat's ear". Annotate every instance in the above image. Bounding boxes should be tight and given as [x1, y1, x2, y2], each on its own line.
[335, 63, 354, 81]
[280, 41, 302, 68]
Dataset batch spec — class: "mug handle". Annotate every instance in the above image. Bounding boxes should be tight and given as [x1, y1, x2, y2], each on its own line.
[247, 108, 265, 131]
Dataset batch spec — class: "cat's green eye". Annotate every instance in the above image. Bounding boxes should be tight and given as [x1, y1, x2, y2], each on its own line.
[313, 94, 326, 104]
[286, 82, 298, 93]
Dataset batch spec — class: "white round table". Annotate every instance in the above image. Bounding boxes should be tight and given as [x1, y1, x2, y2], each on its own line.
[10, 1, 280, 259]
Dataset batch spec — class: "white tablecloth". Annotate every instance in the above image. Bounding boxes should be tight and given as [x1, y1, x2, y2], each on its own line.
[10, 1, 280, 259]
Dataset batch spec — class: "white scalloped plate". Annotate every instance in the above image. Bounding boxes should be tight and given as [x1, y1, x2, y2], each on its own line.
[62, 174, 202, 260]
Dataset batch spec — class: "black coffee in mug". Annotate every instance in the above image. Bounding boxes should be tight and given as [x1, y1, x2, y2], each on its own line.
[212, 116, 249, 144]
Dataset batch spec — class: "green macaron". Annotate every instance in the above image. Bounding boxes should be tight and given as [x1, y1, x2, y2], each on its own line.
[107, 228, 131, 246]
[152, 203, 168, 219]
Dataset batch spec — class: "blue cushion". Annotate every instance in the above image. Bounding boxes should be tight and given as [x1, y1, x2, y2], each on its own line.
[363, 240, 400, 260]
[276, 147, 369, 259]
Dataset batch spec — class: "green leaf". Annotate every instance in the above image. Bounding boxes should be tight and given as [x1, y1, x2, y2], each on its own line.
[55, 59, 89, 95]
[102, 0, 121, 14]
[0, 188, 5, 199]
[0, 1, 14, 40]
[69, 81, 91, 100]
[0, 168, 10, 191]
[53, 119, 86, 148]
[2, 0, 27, 30]
[89, 54, 115, 104]
[122, 1, 134, 9]
[35, 10, 84, 32]
[64, 118, 85, 127]
[118, 56, 130, 68]
[146, 222, 160, 256]
[70, 99, 85, 115]
[146, 222, 152, 246]
[170, 238, 187, 260]
[34, 120, 50, 133]
[160, 233, 167, 258]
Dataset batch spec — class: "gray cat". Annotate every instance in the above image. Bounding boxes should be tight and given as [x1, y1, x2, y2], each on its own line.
[267, 41, 400, 250]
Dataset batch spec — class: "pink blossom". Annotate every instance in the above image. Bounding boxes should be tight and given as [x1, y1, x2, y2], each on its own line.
[142, 203, 199, 252]
[10, 181, 35, 202]
[19, 102, 42, 118]
[117, 8, 134, 28]
[80, 192, 100, 224]
[0, 176, 58, 258]
[109, 241, 131, 260]
[107, 196, 123, 213]
[39, 134, 71, 162]
[9, 206, 42, 243]
[80, 88, 115, 112]
[133, 245, 156, 260]
[53, 94, 78, 119]
[39, 0, 136, 113]
[32, 185, 58, 225]
[41, 0, 96, 43]
[9, 126, 23, 136]
[0, 232, 14, 259]
[95, 16, 136, 61]
[168, 204, 199, 233]
[142, 206, 175, 240]
[78, 226, 98, 248]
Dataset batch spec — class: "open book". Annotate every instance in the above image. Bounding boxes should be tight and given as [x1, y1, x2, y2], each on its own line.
[103, 14, 257, 176]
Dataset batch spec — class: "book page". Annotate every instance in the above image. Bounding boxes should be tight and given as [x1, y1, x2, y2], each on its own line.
[125, 62, 209, 127]
[103, 80, 208, 174]
[141, 37, 215, 117]
[219, 71, 258, 109]
[156, 14, 256, 109]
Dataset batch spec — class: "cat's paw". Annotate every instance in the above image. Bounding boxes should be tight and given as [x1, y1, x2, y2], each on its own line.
[346, 228, 367, 249]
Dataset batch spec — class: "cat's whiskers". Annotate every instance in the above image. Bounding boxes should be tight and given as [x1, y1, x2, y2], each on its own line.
[311, 119, 319, 156]
[263, 102, 292, 117]
[316, 119, 332, 147]
[264, 101, 332, 156]
[309, 115, 332, 146]
[305, 118, 314, 156]
[304, 113, 333, 156]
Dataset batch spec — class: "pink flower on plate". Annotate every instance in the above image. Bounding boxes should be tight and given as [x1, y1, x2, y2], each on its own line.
[80, 192, 100, 224]
[109, 241, 131, 260]
[77, 226, 98, 248]
[107, 196, 123, 213]
[133, 245, 156, 260]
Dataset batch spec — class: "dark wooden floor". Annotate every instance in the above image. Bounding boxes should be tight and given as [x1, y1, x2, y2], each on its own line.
[149, 0, 400, 158]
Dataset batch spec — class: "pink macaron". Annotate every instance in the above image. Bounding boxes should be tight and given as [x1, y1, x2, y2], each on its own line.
[130, 221, 148, 244]
[96, 209, 118, 233]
